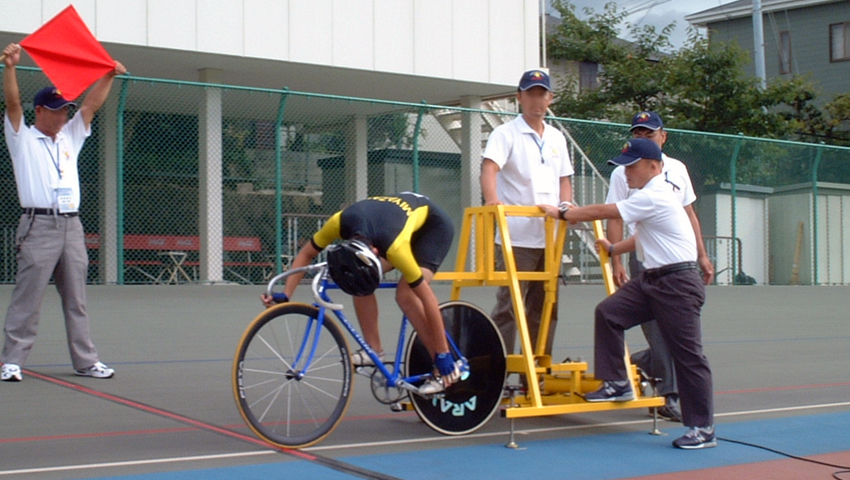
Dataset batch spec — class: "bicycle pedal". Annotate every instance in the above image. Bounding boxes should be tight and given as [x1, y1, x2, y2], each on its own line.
[354, 366, 376, 376]
[457, 359, 470, 381]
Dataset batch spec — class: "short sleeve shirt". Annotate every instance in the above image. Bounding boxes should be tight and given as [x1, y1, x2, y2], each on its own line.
[615, 174, 697, 269]
[4, 111, 90, 210]
[311, 193, 440, 286]
[605, 154, 695, 236]
[483, 115, 574, 248]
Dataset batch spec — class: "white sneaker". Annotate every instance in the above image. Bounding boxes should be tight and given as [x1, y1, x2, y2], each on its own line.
[75, 362, 114, 379]
[351, 349, 383, 367]
[1, 363, 22, 382]
[418, 378, 445, 395]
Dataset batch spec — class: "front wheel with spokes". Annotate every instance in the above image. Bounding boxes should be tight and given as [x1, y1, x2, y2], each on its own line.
[232, 303, 352, 448]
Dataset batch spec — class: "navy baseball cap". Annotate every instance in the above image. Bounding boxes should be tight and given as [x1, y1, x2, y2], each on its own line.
[33, 87, 76, 110]
[608, 138, 663, 167]
[629, 111, 663, 131]
[518, 69, 552, 91]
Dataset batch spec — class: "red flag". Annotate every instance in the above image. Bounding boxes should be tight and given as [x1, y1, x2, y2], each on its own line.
[20, 5, 115, 101]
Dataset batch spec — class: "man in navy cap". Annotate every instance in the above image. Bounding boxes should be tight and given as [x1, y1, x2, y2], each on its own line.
[605, 111, 714, 423]
[480, 69, 574, 361]
[1, 42, 126, 382]
[539, 138, 715, 450]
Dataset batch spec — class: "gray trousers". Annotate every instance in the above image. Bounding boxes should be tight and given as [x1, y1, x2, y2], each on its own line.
[629, 253, 678, 398]
[491, 246, 558, 356]
[2, 214, 100, 370]
[594, 267, 713, 428]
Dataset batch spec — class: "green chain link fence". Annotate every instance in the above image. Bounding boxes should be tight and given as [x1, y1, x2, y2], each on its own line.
[560, 118, 850, 286]
[2, 65, 849, 286]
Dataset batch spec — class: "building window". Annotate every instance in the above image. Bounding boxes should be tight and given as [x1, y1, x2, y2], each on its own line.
[779, 31, 792, 74]
[579, 61, 598, 92]
[830, 22, 850, 62]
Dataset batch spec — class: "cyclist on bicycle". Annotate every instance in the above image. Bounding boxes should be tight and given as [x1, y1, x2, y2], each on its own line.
[261, 192, 460, 394]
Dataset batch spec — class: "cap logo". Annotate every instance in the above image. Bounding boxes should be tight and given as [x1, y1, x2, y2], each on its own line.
[637, 112, 650, 122]
[532, 71, 543, 79]
[622, 142, 630, 153]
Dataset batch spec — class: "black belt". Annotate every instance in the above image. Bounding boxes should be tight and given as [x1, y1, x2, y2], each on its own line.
[23, 208, 79, 217]
[643, 261, 698, 278]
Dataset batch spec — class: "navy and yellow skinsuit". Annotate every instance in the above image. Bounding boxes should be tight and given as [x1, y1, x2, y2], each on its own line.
[311, 192, 454, 288]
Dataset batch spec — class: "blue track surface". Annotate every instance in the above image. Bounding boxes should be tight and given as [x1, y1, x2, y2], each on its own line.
[98, 410, 850, 480]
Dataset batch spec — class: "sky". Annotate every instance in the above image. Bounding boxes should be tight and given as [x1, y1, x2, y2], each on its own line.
[551, 0, 743, 50]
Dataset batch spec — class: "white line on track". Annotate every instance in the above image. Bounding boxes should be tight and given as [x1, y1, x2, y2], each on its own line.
[3, 401, 850, 476]
[0, 451, 277, 476]
[308, 400, 850, 452]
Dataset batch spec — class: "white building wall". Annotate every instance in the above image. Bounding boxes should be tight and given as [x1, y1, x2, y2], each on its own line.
[768, 184, 850, 286]
[769, 193, 812, 285]
[413, 0, 453, 78]
[817, 193, 850, 285]
[0, 0, 539, 86]
[702, 191, 770, 285]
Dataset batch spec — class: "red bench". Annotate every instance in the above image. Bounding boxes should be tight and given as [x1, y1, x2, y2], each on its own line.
[222, 236, 277, 283]
[85, 234, 273, 283]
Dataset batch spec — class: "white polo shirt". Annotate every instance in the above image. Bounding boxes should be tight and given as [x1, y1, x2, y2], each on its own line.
[616, 173, 697, 269]
[4, 110, 89, 211]
[606, 153, 695, 236]
[483, 115, 574, 248]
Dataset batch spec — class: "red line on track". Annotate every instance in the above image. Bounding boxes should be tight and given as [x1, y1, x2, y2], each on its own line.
[21, 368, 403, 480]
[22, 369, 316, 460]
[8, 376, 849, 447]
[0, 412, 416, 445]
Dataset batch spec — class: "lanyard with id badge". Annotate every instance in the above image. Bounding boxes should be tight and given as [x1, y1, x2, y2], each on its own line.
[45, 140, 76, 213]
[531, 135, 558, 204]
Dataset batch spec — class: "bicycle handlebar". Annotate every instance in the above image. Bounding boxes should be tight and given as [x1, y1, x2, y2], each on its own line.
[311, 271, 344, 311]
[265, 264, 344, 311]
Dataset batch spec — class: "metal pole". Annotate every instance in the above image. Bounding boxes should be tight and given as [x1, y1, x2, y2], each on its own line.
[412, 102, 426, 193]
[274, 88, 290, 273]
[540, 0, 547, 68]
[116, 78, 129, 285]
[730, 134, 744, 283]
[752, 0, 767, 89]
[812, 143, 824, 285]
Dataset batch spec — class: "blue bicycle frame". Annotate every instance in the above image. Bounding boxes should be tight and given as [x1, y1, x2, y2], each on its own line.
[289, 268, 466, 393]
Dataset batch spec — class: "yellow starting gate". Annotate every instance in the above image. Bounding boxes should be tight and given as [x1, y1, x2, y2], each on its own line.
[433, 205, 664, 419]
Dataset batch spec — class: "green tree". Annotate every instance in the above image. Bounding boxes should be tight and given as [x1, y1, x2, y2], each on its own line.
[663, 33, 762, 134]
[819, 93, 850, 145]
[548, 1, 674, 122]
[665, 34, 825, 140]
[318, 112, 417, 153]
[548, 2, 832, 143]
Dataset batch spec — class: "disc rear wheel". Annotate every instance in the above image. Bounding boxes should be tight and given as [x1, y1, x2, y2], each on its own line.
[404, 301, 506, 435]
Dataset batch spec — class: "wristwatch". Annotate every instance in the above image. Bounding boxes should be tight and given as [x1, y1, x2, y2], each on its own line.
[558, 201, 572, 220]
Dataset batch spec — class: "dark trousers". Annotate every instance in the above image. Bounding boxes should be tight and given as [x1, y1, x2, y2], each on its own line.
[629, 254, 678, 398]
[491, 246, 558, 356]
[594, 267, 713, 428]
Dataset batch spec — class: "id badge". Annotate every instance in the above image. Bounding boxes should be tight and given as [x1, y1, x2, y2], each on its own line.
[636, 241, 646, 264]
[55, 188, 75, 213]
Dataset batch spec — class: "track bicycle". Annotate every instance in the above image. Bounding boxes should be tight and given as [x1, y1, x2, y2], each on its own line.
[232, 263, 507, 448]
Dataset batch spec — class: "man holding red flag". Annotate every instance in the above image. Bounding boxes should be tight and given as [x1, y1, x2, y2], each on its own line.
[1, 43, 125, 382]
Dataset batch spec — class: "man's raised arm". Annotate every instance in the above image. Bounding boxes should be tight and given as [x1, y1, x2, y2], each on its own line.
[2, 43, 23, 132]
[79, 61, 127, 127]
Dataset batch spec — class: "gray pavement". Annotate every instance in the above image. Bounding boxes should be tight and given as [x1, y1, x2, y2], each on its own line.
[0, 283, 848, 479]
